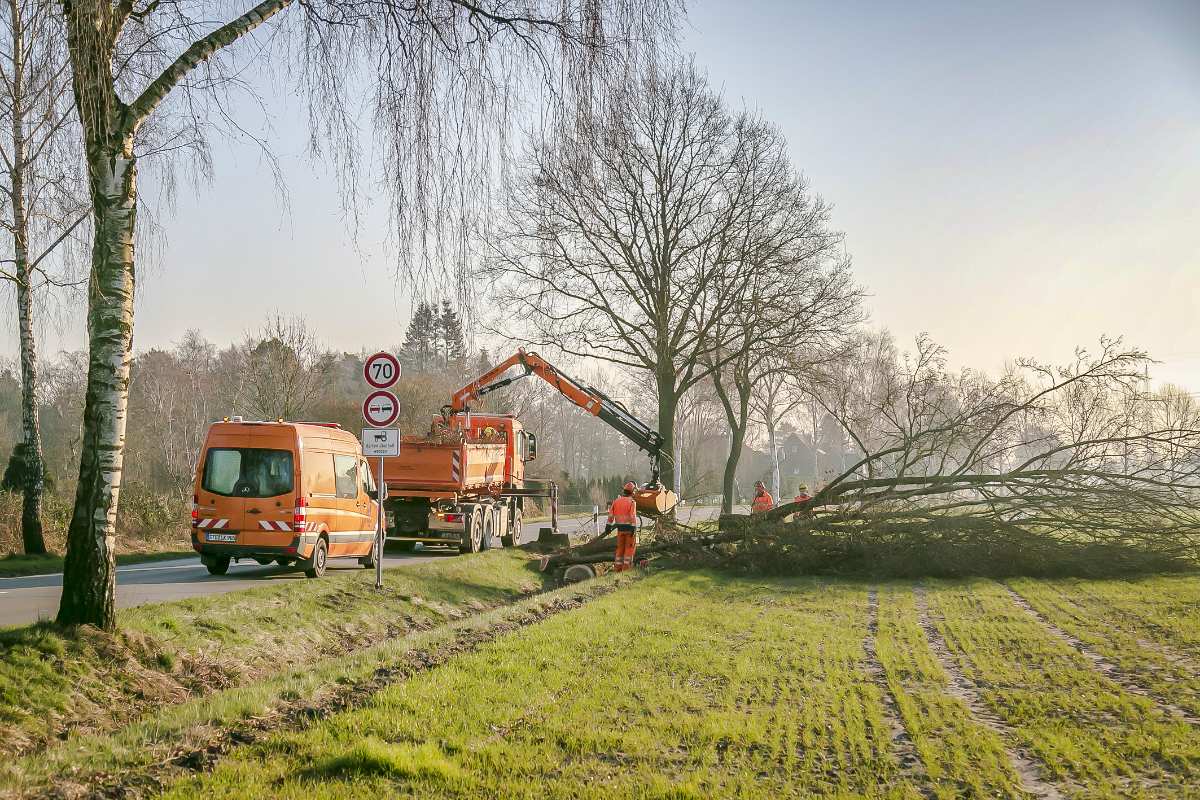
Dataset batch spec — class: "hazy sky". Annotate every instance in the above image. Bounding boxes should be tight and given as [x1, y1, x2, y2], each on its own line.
[8, 1, 1200, 387]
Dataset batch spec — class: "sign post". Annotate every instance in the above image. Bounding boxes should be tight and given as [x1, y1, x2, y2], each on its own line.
[362, 352, 401, 590]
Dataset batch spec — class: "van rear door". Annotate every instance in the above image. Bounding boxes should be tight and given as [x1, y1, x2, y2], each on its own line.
[202, 445, 296, 545]
[197, 446, 247, 538]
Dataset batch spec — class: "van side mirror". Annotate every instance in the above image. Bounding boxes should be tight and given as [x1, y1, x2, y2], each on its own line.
[527, 433, 537, 461]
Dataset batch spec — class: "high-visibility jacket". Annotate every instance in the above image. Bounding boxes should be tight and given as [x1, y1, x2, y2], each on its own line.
[751, 490, 774, 514]
[794, 493, 811, 504]
[607, 495, 637, 526]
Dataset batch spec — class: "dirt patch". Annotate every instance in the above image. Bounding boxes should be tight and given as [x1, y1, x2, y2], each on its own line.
[39, 582, 621, 800]
[1002, 584, 1200, 726]
[862, 589, 932, 797]
[913, 586, 1065, 800]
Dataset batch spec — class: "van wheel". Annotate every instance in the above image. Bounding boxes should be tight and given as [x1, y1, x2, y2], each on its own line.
[203, 555, 230, 576]
[304, 538, 328, 578]
[360, 533, 380, 568]
[459, 510, 482, 554]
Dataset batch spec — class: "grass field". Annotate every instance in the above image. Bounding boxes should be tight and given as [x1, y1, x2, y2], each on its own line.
[154, 570, 1200, 800]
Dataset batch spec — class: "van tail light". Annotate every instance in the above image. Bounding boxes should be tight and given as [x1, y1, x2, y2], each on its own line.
[444, 513, 464, 524]
[293, 497, 307, 532]
[191, 495, 199, 527]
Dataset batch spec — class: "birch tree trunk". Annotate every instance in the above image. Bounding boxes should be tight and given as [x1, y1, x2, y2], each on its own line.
[57, 139, 136, 628]
[767, 419, 781, 501]
[7, 0, 48, 555]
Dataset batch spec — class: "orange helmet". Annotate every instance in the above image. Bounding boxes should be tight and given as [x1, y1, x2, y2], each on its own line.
[623, 481, 636, 494]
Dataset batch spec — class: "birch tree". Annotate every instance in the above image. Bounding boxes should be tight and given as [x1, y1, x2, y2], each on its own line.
[0, 0, 88, 556]
[56, 0, 682, 628]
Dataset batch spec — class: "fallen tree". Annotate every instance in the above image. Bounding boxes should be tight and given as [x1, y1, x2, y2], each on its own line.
[544, 338, 1200, 578]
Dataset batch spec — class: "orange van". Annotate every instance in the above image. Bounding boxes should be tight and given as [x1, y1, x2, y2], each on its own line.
[191, 419, 381, 578]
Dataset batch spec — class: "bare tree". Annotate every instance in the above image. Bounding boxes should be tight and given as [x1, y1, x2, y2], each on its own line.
[749, 363, 804, 501]
[0, 0, 87, 555]
[491, 61, 790, 492]
[56, 0, 680, 628]
[235, 315, 336, 422]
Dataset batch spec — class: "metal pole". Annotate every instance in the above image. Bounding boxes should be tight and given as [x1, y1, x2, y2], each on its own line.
[375, 454, 384, 590]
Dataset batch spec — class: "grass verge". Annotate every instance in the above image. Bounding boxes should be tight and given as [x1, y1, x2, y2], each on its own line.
[1, 574, 625, 799]
[0, 549, 196, 578]
[0, 548, 546, 762]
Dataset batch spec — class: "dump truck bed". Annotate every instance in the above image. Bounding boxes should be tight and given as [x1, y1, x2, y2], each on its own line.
[381, 436, 507, 495]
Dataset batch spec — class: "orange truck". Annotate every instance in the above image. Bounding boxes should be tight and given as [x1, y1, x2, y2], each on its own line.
[191, 419, 381, 577]
[381, 349, 676, 553]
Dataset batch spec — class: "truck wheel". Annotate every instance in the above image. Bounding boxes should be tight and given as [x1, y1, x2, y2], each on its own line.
[502, 506, 522, 547]
[459, 510, 483, 554]
[304, 537, 328, 578]
[203, 555, 230, 576]
[481, 509, 494, 551]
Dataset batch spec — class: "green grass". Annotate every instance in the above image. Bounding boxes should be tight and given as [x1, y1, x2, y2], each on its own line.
[0, 548, 545, 763]
[1, 575, 621, 796]
[0, 549, 196, 577]
[161, 572, 929, 799]
[874, 584, 1028, 799]
[7, 567, 1200, 798]
[930, 579, 1200, 798]
[1009, 577, 1200, 719]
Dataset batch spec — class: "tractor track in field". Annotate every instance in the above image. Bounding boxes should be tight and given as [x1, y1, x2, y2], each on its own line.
[862, 588, 934, 798]
[1002, 583, 1200, 726]
[913, 586, 1065, 800]
[1041, 584, 1200, 677]
[37, 580, 625, 800]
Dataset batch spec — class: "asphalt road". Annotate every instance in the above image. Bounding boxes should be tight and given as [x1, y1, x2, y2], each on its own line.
[0, 505, 724, 627]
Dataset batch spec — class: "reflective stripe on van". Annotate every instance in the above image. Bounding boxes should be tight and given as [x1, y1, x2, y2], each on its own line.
[195, 518, 230, 529]
[258, 520, 293, 531]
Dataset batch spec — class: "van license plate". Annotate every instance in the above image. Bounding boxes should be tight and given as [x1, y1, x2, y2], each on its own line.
[206, 532, 237, 543]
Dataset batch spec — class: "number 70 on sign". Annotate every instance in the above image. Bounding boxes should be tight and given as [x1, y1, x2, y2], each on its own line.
[364, 351, 401, 388]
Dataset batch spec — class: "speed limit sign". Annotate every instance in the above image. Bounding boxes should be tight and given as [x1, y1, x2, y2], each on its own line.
[364, 351, 401, 389]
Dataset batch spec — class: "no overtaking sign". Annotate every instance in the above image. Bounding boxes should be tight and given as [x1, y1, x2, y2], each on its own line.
[363, 389, 400, 428]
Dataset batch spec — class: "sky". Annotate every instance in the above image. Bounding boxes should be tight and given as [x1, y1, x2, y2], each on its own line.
[7, 0, 1200, 388]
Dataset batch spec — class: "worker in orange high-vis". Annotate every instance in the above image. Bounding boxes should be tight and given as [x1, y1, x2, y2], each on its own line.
[794, 484, 812, 504]
[751, 480, 774, 514]
[605, 481, 639, 572]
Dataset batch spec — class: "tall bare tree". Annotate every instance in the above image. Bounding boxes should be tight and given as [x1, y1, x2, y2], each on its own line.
[491, 61, 790, 492]
[0, 0, 87, 555]
[57, 0, 681, 628]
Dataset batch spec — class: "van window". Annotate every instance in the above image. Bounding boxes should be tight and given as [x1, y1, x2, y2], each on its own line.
[304, 451, 336, 496]
[202, 448, 293, 498]
[359, 460, 375, 496]
[334, 454, 358, 499]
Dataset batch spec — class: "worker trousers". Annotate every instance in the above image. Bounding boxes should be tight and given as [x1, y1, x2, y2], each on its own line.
[613, 530, 637, 572]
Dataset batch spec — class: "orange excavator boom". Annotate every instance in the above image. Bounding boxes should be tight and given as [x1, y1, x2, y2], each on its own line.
[447, 349, 676, 516]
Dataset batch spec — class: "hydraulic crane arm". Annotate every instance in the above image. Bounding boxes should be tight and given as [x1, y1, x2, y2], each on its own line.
[449, 349, 667, 483]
